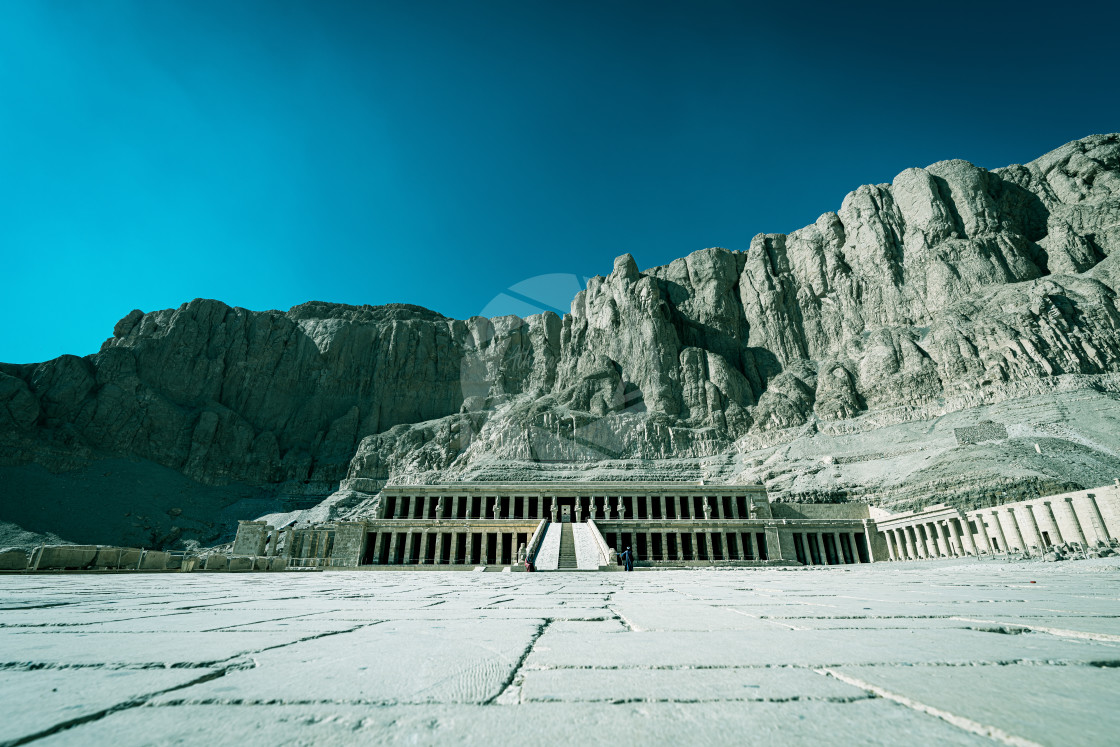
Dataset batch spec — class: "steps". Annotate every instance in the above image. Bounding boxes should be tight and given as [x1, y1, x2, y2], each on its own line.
[558, 523, 578, 570]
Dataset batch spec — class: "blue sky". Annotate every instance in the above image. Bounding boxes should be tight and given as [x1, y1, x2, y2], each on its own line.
[2, 0, 1118, 363]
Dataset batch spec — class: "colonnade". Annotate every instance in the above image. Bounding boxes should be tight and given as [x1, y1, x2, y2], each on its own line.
[363, 527, 534, 566]
[601, 529, 769, 562]
[288, 529, 333, 560]
[880, 491, 1116, 560]
[882, 515, 974, 561]
[791, 530, 868, 565]
[382, 493, 761, 522]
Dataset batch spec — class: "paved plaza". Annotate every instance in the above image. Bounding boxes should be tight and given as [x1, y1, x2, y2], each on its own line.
[2, 560, 1120, 745]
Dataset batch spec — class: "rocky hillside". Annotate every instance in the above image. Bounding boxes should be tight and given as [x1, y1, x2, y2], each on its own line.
[3, 134, 1120, 547]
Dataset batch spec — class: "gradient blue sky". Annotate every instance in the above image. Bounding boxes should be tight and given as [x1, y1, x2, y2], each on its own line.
[3, 0, 1118, 363]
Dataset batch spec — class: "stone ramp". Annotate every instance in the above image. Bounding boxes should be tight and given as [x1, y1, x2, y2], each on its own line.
[572, 524, 605, 569]
[558, 524, 577, 570]
[534, 523, 561, 570]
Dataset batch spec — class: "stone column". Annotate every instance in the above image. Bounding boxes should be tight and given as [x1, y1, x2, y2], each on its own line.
[833, 532, 847, 564]
[704, 532, 715, 562]
[934, 522, 951, 557]
[387, 532, 400, 564]
[945, 519, 962, 556]
[676, 532, 685, 561]
[976, 516, 994, 555]
[958, 515, 978, 556]
[1023, 505, 1046, 548]
[1016, 505, 1043, 551]
[848, 532, 862, 563]
[430, 532, 442, 564]
[403, 531, 415, 564]
[923, 523, 938, 557]
[678, 496, 687, 519]
[1042, 502, 1065, 544]
[884, 530, 897, 561]
[1003, 508, 1027, 553]
[368, 532, 383, 564]
[417, 531, 429, 564]
[906, 526, 922, 558]
[910, 526, 923, 558]
[450, 532, 461, 565]
[902, 527, 916, 560]
[799, 533, 813, 565]
[989, 512, 1009, 553]
[1086, 494, 1112, 543]
[1063, 497, 1088, 546]
[814, 533, 828, 565]
[660, 496, 668, 519]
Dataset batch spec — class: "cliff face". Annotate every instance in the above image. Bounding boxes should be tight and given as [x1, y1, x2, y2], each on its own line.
[3, 134, 1120, 547]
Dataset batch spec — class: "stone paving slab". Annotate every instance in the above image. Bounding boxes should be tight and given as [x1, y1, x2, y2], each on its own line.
[32, 701, 993, 746]
[0, 630, 322, 667]
[518, 666, 867, 703]
[3, 559, 1120, 745]
[834, 663, 1120, 746]
[149, 619, 541, 706]
[0, 669, 212, 744]
[608, 593, 777, 631]
[526, 627, 1120, 668]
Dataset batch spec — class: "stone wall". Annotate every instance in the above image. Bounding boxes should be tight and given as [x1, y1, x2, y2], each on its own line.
[232, 521, 271, 555]
[771, 503, 871, 520]
[331, 522, 367, 567]
[953, 420, 1009, 445]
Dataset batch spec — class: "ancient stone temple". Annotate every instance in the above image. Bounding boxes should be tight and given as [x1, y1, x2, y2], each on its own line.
[229, 480, 1120, 572]
[252, 482, 885, 570]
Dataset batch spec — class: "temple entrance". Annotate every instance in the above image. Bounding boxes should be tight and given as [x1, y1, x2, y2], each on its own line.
[561, 505, 571, 523]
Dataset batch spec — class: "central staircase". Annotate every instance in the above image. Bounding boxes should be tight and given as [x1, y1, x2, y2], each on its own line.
[558, 523, 578, 570]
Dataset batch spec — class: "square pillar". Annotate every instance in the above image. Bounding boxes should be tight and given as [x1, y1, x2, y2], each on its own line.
[1003, 509, 1027, 553]
[903, 526, 918, 559]
[1063, 497, 1088, 546]
[934, 522, 951, 557]
[989, 512, 1009, 553]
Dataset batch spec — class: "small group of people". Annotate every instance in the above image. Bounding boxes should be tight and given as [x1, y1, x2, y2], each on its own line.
[620, 546, 634, 571]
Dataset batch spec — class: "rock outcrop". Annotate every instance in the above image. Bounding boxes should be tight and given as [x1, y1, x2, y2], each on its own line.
[3, 134, 1120, 546]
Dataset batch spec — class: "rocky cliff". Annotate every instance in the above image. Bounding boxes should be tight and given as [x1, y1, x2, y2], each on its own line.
[3, 134, 1120, 547]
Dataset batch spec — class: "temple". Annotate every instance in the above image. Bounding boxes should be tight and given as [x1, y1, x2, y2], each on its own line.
[229, 480, 1120, 571]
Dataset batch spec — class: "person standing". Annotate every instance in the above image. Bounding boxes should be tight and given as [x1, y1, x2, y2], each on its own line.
[621, 546, 633, 571]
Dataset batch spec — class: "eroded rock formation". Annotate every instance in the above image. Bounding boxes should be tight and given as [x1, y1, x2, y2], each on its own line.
[3, 134, 1120, 546]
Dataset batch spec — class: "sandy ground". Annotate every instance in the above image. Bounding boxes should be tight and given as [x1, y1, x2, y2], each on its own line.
[2, 558, 1119, 745]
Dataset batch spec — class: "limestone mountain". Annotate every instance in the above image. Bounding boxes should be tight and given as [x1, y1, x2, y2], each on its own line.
[3, 134, 1120, 548]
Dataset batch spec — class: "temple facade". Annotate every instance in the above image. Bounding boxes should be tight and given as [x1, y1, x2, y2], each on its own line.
[239, 481, 886, 570]
[228, 479, 1120, 571]
[872, 483, 1120, 560]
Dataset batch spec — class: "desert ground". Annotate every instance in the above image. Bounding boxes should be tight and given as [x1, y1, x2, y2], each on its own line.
[3, 559, 1120, 745]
